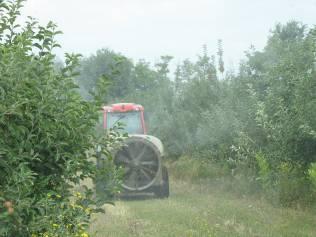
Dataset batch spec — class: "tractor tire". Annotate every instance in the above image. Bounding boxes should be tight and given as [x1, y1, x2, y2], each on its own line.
[155, 166, 169, 198]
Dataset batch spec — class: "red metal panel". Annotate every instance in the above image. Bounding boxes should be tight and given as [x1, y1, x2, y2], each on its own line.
[107, 103, 144, 112]
[140, 110, 146, 134]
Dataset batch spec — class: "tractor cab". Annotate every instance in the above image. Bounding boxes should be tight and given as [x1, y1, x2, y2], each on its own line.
[102, 103, 146, 134]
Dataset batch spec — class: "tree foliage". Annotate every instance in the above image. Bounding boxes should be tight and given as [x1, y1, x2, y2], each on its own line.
[77, 21, 316, 205]
[0, 1, 122, 236]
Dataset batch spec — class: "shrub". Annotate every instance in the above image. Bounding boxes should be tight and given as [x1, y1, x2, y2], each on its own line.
[276, 163, 313, 206]
[308, 163, 316, 188]
[169, 155, 230, 181]
[0, 1, 122, 236]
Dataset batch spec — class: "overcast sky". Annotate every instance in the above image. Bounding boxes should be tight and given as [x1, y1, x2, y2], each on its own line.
[21, 0, 316, 71]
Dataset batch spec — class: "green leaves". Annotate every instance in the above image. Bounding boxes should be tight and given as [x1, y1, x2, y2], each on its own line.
[0, 0, 122, 235]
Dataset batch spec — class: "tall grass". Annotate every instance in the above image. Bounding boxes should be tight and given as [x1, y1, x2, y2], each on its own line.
[89, 177, 316, 237]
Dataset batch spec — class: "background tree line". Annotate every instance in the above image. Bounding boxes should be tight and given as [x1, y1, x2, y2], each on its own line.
[76, 21, 316, 206]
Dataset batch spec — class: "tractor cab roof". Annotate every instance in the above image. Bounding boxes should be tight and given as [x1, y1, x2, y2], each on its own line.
[102, 103, 144, 113]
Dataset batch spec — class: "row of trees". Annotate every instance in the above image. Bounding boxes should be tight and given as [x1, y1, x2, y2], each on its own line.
[77, 21, 316, 205]
[2, 1, 314, 236]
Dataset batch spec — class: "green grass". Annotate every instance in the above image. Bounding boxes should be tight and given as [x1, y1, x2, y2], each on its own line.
[88, 178, 316, 237]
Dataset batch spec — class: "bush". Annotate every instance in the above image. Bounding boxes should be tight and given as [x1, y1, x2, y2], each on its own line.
[308, 163, 316, 188]
[169, 155, 230, 181]
[0, 1, 122, 236]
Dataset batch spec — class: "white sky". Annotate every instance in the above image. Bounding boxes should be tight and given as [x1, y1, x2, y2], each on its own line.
[21, 0, 316, 71]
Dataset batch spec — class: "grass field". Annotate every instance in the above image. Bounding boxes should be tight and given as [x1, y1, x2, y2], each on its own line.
[88, 177, 316, 237]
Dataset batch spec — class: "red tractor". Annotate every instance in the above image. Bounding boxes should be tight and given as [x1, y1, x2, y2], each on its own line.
[101, 103, 169, 198]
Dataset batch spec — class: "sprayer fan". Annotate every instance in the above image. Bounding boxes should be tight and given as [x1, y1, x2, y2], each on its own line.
[114, 138, 160, 191]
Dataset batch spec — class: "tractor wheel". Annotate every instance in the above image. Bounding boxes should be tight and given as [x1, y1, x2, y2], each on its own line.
[155, 166, 169, 198]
